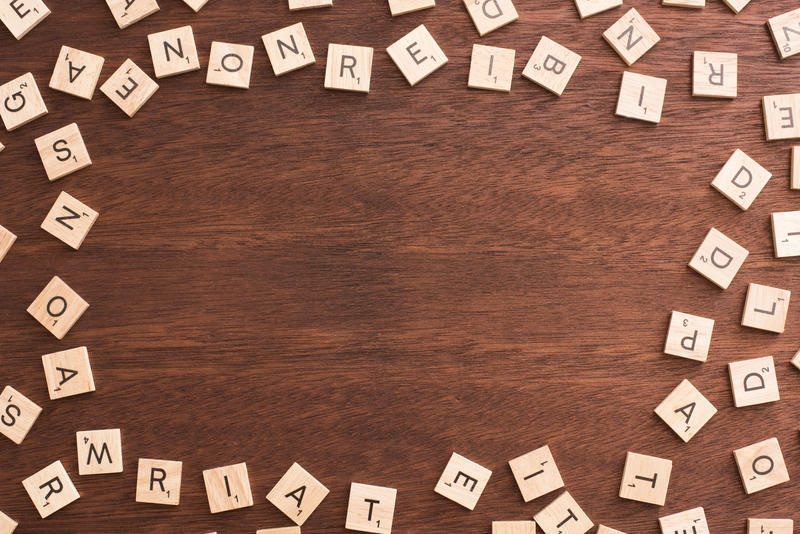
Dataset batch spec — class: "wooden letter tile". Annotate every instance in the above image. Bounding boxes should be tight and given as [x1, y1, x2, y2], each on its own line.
[659, 508, 708, 534]
[324, 44, 373, 93]
[688, 228, 747, 289]
[288, 0, 331, 10]
[741, 284, 790, 333]
[664, 311, 714, 362]
[256, 528, 300, 534]
[27, 276, 88, 339]
[723, 0, 749, 13]
[263, 23, 315, 77]
[492, 521, 536, 534]
[711, 149, 770, 210]
[0, 72, 47, 131]
[42, 346, 95, 400]
[41, 191, 99, 249]
[203, 462, 254, 513]
[0, 0, 49, 39]
[49, 46, 105, 100]
[533, 491, 593, 534]
[389, 0, 434, 16]
[207, 42, 254, 89]
[105, 0, 159, 29]
[522, 36, 581, 96]
[34, 124, 92, 182]
[77, 428, 123, 475]
[654, 379, 716, 442]
[574, 0, 621, 19]
[792, 146, 800, 189]
[603, 8, 660, 66]
[729, 355, 779, 407]
[434, 452, 492, 510]
[468, 44, 515, 92]
[183, 0, 209, 11]
[663, 0, 703, 7]
[386, 24, 447, 87]
[693, 51, 736, 98]
[100, 59, 159, 118]
[747, 519, 793, 534]
[0, 224, 16, 263]
[136, 458, 182, 505]
[0, 510, 16, 534]
[618, 451, 671, 505]
[0, 385, 41, 445]
[148, 26, 200, 79]
[464, 0, 518, 36]
[771, 210, 800, 258]
[763, 94, 800, 140]
[597, 527, 625, 534]
[615, 71, 666, 123]
[508, 444, 564, 502]
[345, 482, 396, 534]
[734, 438, 789, 494]
[768, 9, 800, 60]
[22, 460, 79, 518]
[267, 462, 329, 525]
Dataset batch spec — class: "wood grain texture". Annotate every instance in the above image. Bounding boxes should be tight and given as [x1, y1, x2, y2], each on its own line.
[2, 1, 800, 532]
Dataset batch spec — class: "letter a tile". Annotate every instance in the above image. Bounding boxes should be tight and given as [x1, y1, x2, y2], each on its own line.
[266, 462, 329, 525]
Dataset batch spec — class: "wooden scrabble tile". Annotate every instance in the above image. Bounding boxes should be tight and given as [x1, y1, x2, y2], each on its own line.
[22, 460, 79, 518]
[659, 508, 708, 534]
[324, 44, 373, 93]
[0, 224, 16, 264]
[0, 510, 17, 534]
[0, 0, 49, 39]
[468, 44, 515, 92]
[0, 141, 3, 152]
[34, 124, 92, 182]
[663, 311, 714, 362]
[655, 379, 717, 442]
[207, 42, 254, 89]
[763, 94, 800, 140]
[742, 284, 790, 333]
[492, 521, 536, 534]
[688, 228, 748, 289]
[49, 46, 105, 100]
[42, 346, 95, 400]
[434, 452, 492, 510]
[41, 191, 99, 249]
[267, 462, 329, 525]
[183, 0, 208, 11]
[597, 527, 625, 534]
[615, 71, 666, 124]
[508, 444, 564, 502]
[76, 428, 123, 475]
[693, 51, 736, 98]
[603, 8, 659, 66]
[256, 528, 301, 534]
[27, 276, 89, 339]
[288, 0, 331, 10]
[733, 437, 789, 494]
[793, 349, 800, 371]
[769, 9, 800, 60]
[729, 355, 779, 407]
[100, 59, 159, 118]
[663, 0, 703, 7]
[389, 0, 434, 16]
[386, 24, 447, 86]
[533, 491, 593, 534]
[573, 0, 621, 19]
[203, 462, 254, 513]
[722, 0, 749, 13]
[0, 386, 41, 445]
[747, 519, 793, 534]
[792, 147, 800, 189]
[148, 26, 200, 79]
[464, 0, 518, 36]
[0, 72, 47, 131]
[136, 458, 182, 505]
[618, 451, 671, 506]
[522, 36, 581, 96]
[262, 23, 315, 77]
[772, 211, 800, 258]
[345, 482, 396, 534]
[711, 149, 770, 210]
[105, 0, 159, 29]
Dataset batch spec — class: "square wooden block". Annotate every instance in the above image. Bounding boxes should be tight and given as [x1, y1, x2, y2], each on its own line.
[659, 508, 708, 534]
[711, 149, 770, 210]
[693, 51, 736, 98]
[41, 191, 99, 249]
[534, 491, 593, 534]
[207, 42, 254, 89]
[27, 276, 89, 339]
[0, 510, 17, 534]
[603, 8, 660, 66]
[619, 451, 671, 506]
[100, 59, 159, 118]
[387, 25, 447, 87]
[289, 0, 331, 9]
[22, 460, 80, 518]
[729, 355, 779, 407]
[49, 46, 105, 100]
[203, 462, 254, 513]
[77, 428, 123, 475]
[574, 0, 621, 19]
[35, 124, 92, 182]
[655, 379, 716, 442]
[0, 385, 41, 445]
[106, 0, 159, 29]
[345, 482, 396, 534]
[734, 437, 789, 494]
[615, 71, 666, 124]
[508, 444, 564, 502]
[464, 0, 517, 36]
[389, 0, 434, 16]
[324, 44, 373, 93]
[434, 452, 492, 510]
[771, 211, 800, 258]
[0, 72, 47, 131]
[597, 526, 625, 534]
[748, 519, 793, 534]
[723, 0, 749, 13]
[763, 94, 800, 141]
[688, 228, 747, 289]
[793, 349, 800, 371]
[742, 284, 790, 333]
[0, 224, 16, 264]
[136, 458, 182, 505]
[663, 0, 703, 7]
[522, 36, 581, 96]
[792, 147, 800, 189]
[492, 521, 536, 534]
[468, 44, 515, 92]
[183, 0, 209, 11]
[267, 462, 329, 525]
[664, 311, 714, 362]
[0, 0, 49, 39]
[263, 23, 315, 77]
[769, 8, 800, 60]
[256, 528, 300, 534]
[42, 346, 95, 400]
[148, 26, 200, 79]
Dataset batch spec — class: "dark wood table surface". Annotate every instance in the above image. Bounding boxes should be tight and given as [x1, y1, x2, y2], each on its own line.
[2, 0, 800, 532]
